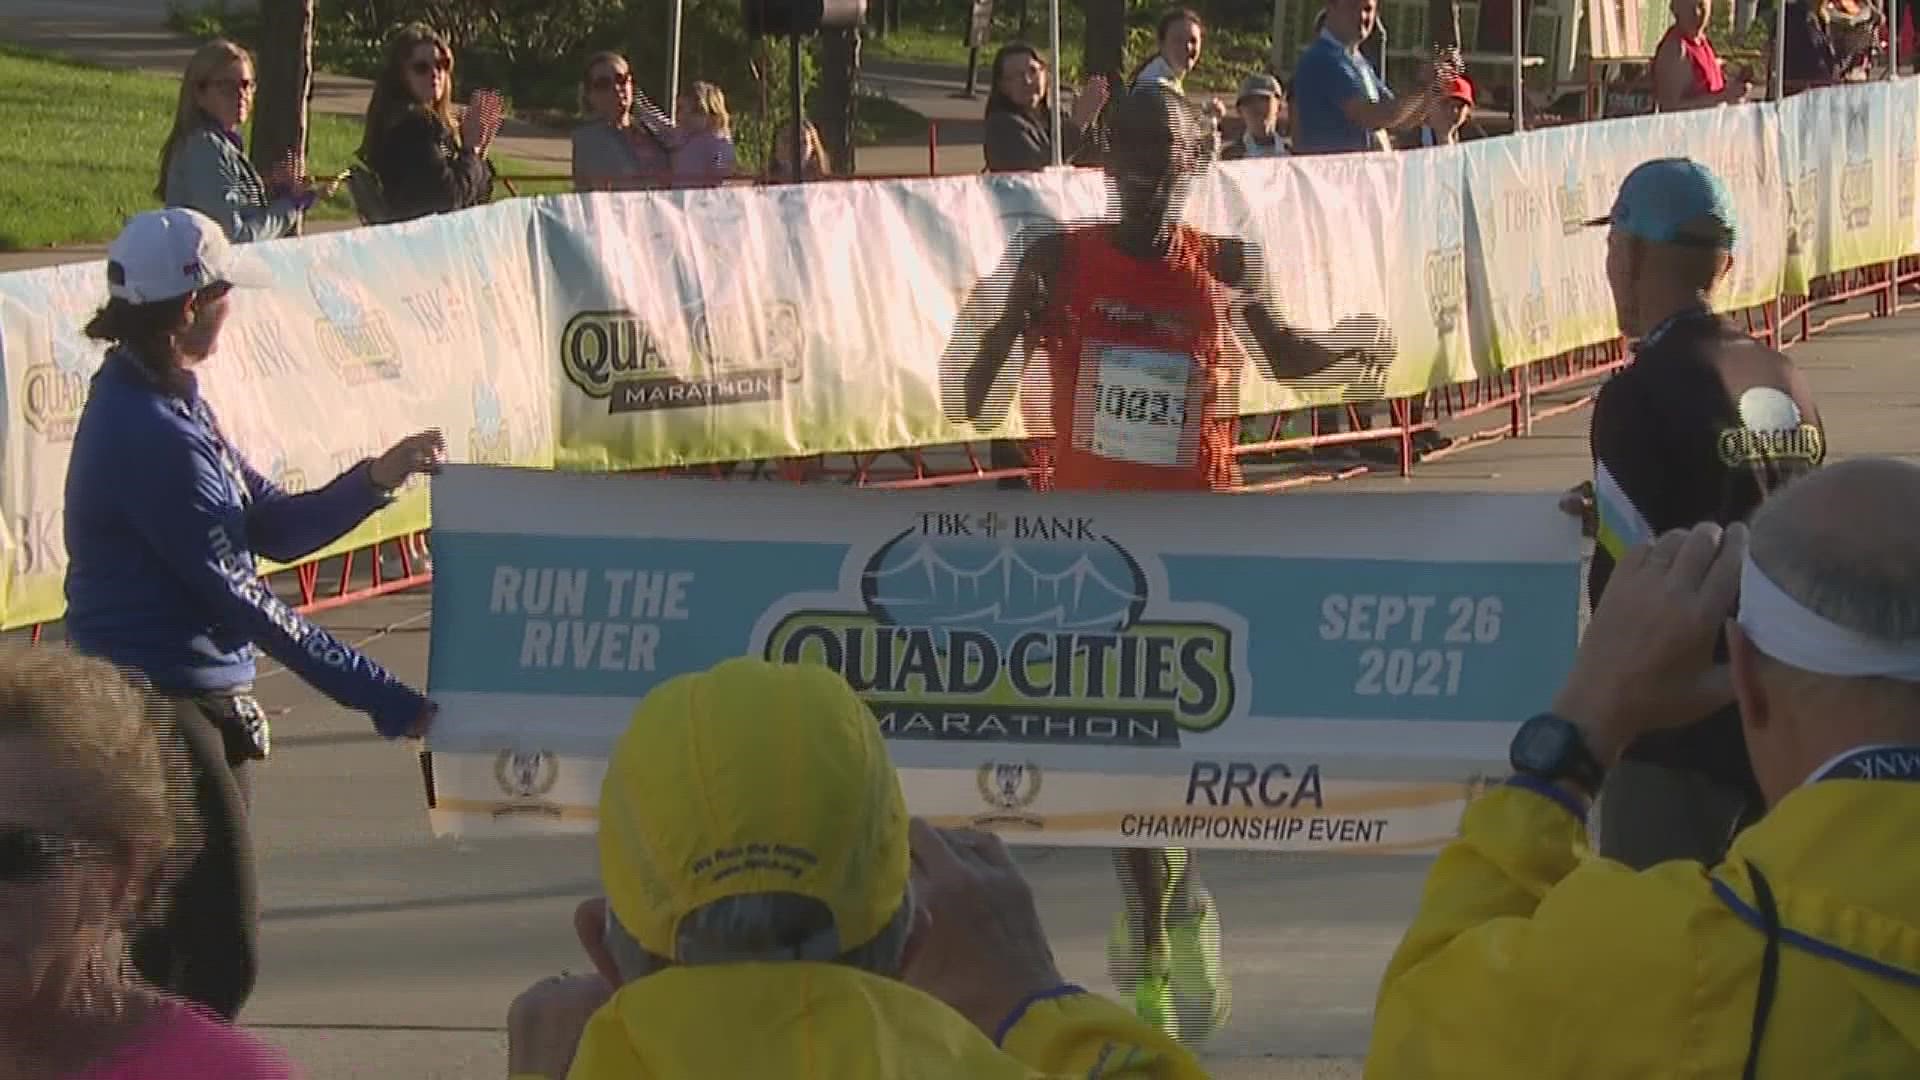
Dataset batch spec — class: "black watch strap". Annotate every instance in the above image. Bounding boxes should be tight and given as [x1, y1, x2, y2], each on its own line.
[1510, 712, 1607, 796]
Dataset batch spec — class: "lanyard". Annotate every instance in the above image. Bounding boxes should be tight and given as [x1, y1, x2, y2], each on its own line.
[1811, 745, 1920, 783]
[1635, 307, 1714, 352]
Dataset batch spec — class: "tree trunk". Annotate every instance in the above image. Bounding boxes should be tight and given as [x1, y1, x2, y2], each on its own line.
[1084, 0, 1126, 82]
[813, 27, 859, 175]
[252, 0, 316, 227]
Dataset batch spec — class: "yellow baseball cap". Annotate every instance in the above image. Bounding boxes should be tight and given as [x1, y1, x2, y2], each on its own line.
[597, 658, 910, 961]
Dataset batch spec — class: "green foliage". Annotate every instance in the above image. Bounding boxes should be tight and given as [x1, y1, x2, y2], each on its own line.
[0, 45, 361, 249]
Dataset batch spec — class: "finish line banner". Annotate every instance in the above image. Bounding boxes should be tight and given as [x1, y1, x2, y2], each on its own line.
[422, 465, 1581, 851]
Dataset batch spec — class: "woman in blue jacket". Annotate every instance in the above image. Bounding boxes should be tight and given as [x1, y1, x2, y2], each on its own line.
[63, 207, 442, 1020]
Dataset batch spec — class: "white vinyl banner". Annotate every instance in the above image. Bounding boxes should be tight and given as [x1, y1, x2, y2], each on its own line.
[0, 203, 553, 629]
[423, 466, 1582, 851]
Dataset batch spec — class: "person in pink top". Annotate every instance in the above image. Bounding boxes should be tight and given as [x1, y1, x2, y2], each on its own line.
[1655, 0, 1753, 110]
[0, 646, 295, 1079]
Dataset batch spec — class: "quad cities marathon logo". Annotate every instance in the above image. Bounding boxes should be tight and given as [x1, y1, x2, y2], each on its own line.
[762, 512, 1238, 748]
[560, 302, 803, 415]
[310, 275, 402, 384]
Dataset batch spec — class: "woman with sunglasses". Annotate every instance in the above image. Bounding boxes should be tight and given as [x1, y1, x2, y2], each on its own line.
[358, 23, 497, 223]
[0, 645, 296, 1078]
[158, 39, 324, 243]
[571, 52, 674, 191]
[62, 208, 442, 1022]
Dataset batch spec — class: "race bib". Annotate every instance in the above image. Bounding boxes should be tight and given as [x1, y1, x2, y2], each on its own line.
[1088, 345, 1193, 466]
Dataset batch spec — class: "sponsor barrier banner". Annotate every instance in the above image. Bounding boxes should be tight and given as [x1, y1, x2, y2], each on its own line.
[0, 206, 554, 629]
[423, 465, 1581, 850]
[0, 82, 1906, 630]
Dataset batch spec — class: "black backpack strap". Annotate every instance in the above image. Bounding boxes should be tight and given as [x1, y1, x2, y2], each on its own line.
[1742, 860, 1783, 1080]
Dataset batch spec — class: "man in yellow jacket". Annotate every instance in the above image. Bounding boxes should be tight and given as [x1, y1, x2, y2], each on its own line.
[504, 656, 1211, 1079]
[1369, 456, 1920, 1077]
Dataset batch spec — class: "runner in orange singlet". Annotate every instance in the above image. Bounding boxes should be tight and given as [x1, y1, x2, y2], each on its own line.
[941, 85, 1396, 1042]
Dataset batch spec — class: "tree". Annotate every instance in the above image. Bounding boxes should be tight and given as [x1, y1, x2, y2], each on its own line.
[812, 27, 859, 174]
[252, 0, 316, 205]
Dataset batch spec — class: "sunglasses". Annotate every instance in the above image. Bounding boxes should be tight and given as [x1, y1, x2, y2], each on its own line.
[202, 77, 255, 94]
[0, 827, 90, 885]
[591, 72, 634, 92]
[409, 56, 452, 76]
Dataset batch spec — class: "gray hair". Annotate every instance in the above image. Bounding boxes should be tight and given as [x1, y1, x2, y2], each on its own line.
[1750, 458, 1920, 644]
[603, 887, 915, 985]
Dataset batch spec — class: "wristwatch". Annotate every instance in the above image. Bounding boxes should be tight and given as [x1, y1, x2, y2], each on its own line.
[1509, 712, 1607, 797]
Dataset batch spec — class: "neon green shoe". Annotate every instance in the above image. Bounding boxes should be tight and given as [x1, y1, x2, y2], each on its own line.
[1105, 912, 1168, 998]
[1133, 971, 1174, 1034]
[1167, 901, 1232, 1041]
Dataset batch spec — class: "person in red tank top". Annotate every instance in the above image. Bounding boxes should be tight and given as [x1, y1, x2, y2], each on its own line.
[946, 86, 1394, 495]
[940, 84, 1397, 1042]
[1654, 0, 1751, 111]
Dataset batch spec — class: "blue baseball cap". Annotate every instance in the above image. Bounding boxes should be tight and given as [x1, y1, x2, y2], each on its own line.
[1586, 157, 1737, 249]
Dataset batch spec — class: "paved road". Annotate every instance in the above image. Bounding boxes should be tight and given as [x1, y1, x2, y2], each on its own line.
[180, 304, 1919, 1078]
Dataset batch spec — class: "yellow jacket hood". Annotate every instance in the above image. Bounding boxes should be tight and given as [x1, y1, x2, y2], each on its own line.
[562, 962, 1208, 1080]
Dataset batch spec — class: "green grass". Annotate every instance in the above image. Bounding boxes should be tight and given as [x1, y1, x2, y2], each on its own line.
[0, 45, 552, 250]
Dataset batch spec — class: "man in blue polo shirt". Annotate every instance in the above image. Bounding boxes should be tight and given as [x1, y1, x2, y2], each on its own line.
[1292, 0, 1444, 154]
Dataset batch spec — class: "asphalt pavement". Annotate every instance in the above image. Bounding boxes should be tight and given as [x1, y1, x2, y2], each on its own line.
[207, 303, 1920, 1078]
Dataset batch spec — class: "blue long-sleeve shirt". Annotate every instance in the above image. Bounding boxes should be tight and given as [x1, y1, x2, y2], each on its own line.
[64, 349, 426, 737]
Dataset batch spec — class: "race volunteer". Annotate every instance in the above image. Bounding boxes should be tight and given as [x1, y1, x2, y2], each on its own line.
[1580, 158, 1825, 868]
[63, 208, 444, 1020]
[942, 84, 1395, 1040]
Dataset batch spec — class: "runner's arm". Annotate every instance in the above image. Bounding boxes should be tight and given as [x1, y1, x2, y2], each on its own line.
[942, 227, 1064, 425]
[240, 454, 396, 565]
[1217, 238, 1395, 381]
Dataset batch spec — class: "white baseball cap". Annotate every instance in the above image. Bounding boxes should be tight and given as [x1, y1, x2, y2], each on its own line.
[106, 208, 272, 304]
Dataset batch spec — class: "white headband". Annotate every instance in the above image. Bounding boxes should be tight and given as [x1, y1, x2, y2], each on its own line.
[1737, 553, 1920, 682]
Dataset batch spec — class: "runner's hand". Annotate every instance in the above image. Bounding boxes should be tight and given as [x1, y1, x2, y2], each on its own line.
[1333, 312, 1395, 365]
[1552, 522, 1746, 763]
[370, 429, 447, 492]
[901, 819, 1066, 1039]
[1559, 481, 1597, 538]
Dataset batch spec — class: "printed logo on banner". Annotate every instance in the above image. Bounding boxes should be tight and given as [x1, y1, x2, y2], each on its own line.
[21, 277, 102, 443]
[232, 315, 302, 382]
[762, 512, 1240, 748]
[559, 303, 802, 415]
[1898, 93, 1919, 224]
[1422, 181, 1466, 335]
[492, 749, 562, 817]
[309, 275, 402, 384]
[1555, 156, 1589, 237]
[470, 383, 515, 465]
[263, 451, 308, 495]
[1840, 102, 1875, 232]
[1790, 109, 1822, 258]
[972, 761, 1044, 828]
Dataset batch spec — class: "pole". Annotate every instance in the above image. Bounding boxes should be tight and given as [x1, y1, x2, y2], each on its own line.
[963, 46, 981, 96]
[1887, 0, 1897, 75]
[1511, 0, 1526, 132]
[668, 0, 684, 122]
[1048, 0, 1064, 165]
[792, 32, 805, 184]
[1771, 0, 1785, 99]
